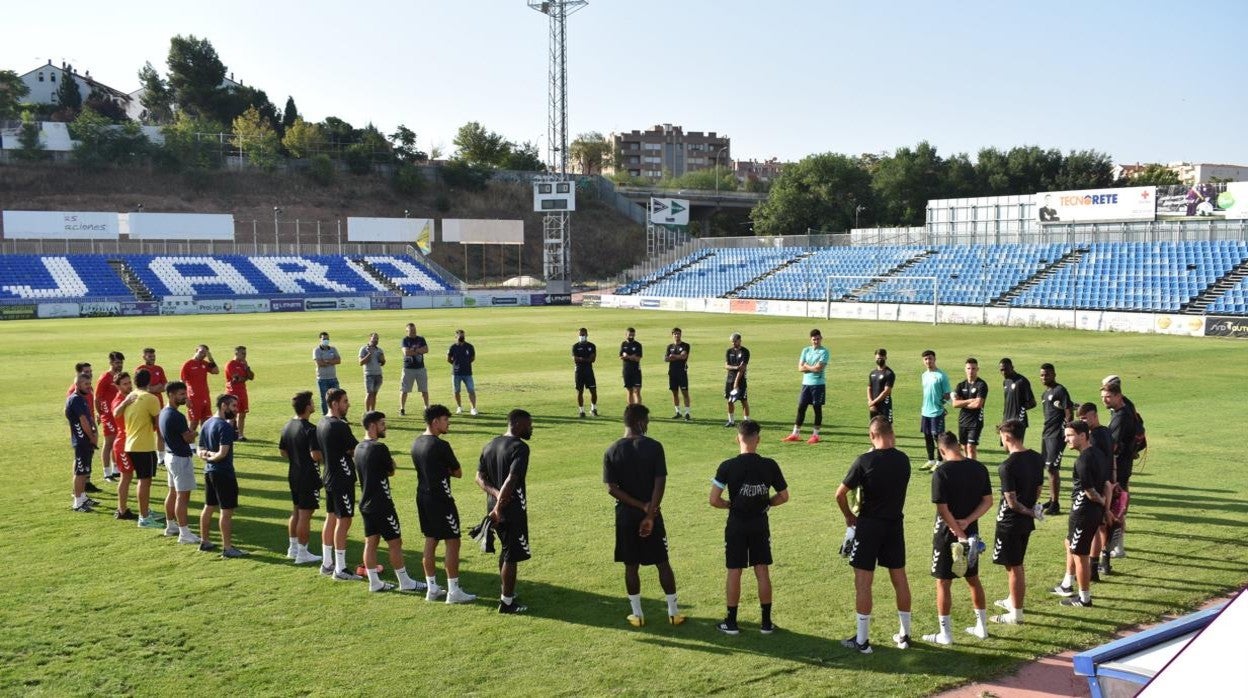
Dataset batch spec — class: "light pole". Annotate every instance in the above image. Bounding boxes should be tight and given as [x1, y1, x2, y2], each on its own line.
[715, 146, 730, 197]
[273, 206, 282, 252]
[855, 204, 866, 229]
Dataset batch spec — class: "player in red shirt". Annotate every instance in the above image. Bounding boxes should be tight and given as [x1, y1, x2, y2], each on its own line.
[134, 347, 169, 407]
[224, 345, 255, 441]
[180, 344, 219, 430]
[95, 352, 125, 481]
[109, 373, 137, 520]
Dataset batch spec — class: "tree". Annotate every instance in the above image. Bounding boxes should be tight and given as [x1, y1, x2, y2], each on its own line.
[872, 141, 948, 226]
[137, 62, 174, 125]
[500, 140, 544, 171]
[281, 118, 326, 158]
[70, 107, 151, 169]
[0, 70, 30, 120]
[1053, 149, 1114, 190]
[166, 34, 227, 119]
[161, 112, 226, 171]
[231, 105, 280, 170]
[12, 111, 47, 161]
[389, 125, 427, 163]
[569, 132, 611, 174]
[56, 72, 83, 113]
[750, 153, 874, 235]
[1123, 163, 1181, 187]
[452, 121, 510, 166]
[84, 85, 128, 122]
[320, 116, 358, 148]
[216, 85, 278, 132]
[281, 96, 298, 131]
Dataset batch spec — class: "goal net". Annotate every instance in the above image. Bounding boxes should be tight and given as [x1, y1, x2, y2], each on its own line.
[824, 275, 939, 324]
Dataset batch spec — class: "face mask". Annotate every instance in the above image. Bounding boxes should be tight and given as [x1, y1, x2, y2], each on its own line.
[321, 339, 330, 346]
[876, 358, 886, 367]
[578, 336, 587, 343]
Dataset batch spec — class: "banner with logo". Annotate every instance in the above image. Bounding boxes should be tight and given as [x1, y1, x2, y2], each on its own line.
[119, 301, 159, 316]
[1034, 186, 1156, 224]
[79, 301, 122, 317]
[2, 211, 119, 239]
[38, 302, 80, 318]
[0, 304, 38, 320]
[370, 295, 402, 310]
[1205, 315, 1248, 338]
[270, 299, 305, 312]
[1156, 182, 1248, 221]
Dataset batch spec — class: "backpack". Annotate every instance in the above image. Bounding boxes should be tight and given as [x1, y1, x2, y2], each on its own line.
[1132, 410, 1147, 460]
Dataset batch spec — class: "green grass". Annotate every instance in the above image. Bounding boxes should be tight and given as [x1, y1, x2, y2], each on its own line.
[1, 308, 1245, 696]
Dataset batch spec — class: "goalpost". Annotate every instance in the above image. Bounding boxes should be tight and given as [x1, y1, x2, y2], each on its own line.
[823, 275, 939, 325]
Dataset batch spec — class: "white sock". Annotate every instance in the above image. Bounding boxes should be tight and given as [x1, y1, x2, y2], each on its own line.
[726, 414, 734, 422]
[683, 407, 690, 415]
[334, 549, 347, 573]
[297, 543, 309, 554]
[590, 403, 596, 410]
[502, 594, 515, 606]
[396, 568, 417, 589]
[288, 536, 298, 549]
[1062, 573, 1074, 588]
[938, 615, 952, 637]
[1080, 589, 1091, 603]
[578, 407, 584, 414]
[812, 427, 820, 436]
[366, 568, 381, 586]
[665, 593, 679, 616]
[426, 575, 438, 588]
[974, 608, 988, 628]
[1012, 607, 1025, 622]
[74, 494, 86, 506]
[856, 613, 871, 644]
[628, 593, 643, 617]
[898, 611, 911, 636]
[448, 577, 461, 593]
[179, 525, 192, 537]
[322, 544, 333, 561]
[791, 427, 800, 436]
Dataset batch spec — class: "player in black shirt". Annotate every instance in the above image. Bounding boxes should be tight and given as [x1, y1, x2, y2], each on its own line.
[620, 328, 643, 405]
[476, 409, 534, 614]
[709, 420, 789, 635]
[572, 328, 598, 418]
[1100, 378, 1138, 559]
[411, 404, 475, 603]
[1054, 420, 1111, 608]
[316, 388, 360, 581]
[665, 328, 692, 420]
[998, 358, 1036, 441]
[867, 348, 895, 425]
[603, 404, 686, 627]
[355, 411, 422, 593]
[990, 419, 1044, 625]
[952, 358, 988, 459]
[724, 333, 751, 427]
[278, 390, 324, 565]
[1039, 363, 1074, 516]
[1077, 402, 1118, 576]
[836, 417, 913, 654]
[922, 432, 993, 645]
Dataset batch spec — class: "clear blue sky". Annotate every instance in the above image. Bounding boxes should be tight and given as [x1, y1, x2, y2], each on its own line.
[5, 0, 1247, 166]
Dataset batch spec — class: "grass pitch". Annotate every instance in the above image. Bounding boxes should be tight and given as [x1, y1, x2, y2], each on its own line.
[1, 307, 1245, 696]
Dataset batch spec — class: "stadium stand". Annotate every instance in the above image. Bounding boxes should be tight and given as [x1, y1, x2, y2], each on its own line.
[738, 245, 926, 301]
[0, 255, 133, 300]
[863, 243, 1071, 306]
[1201, 267, 1248, 315]
[624, 247, 807, 298]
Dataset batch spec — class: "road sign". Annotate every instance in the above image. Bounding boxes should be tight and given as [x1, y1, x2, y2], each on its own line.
[649, 197, 690, 226]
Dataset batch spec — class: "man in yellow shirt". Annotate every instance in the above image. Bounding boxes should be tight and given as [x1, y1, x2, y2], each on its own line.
[115, 368, 166, 529]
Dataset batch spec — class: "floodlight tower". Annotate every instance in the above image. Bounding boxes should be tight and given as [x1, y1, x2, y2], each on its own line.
[529, 0, 587, 296]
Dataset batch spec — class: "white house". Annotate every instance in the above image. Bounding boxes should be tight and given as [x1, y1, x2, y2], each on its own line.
[18, 60, 132, 111]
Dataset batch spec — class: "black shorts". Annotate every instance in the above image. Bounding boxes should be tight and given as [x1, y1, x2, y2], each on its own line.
[920, 414, 946, 436]
[725, 377, 748, 402]
[128, 451, 158, 480]
[623, 367, 642, 389]
[849, 517, 905, 571]
[798, 384, 826, 407]
[959, 423, 983, 446]
[1067, 506, 1103, 555]
[325, 481, 356, 518]
[725, 515, 772, 569]
[1041, 436, 1065, 472]
[992, 524, 1032, 567]
[931, 521, 980, 579]
[418, 496, 462, 540]
[74, 444, 95, 476]
[1116, 459, 1133, 491]
[575, 367, 596, 391]
[205, 470, 239, 509]
[496, 509, 532, 563]
[668, 371, 689, 391]
[614, 508, 669, 566]
[870, 405, 893, 424]
[363, 507, 402, 541]
[288, 471, 321, 510]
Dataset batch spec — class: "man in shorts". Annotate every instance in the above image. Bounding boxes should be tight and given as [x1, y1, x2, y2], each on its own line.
[224, 346, 254, 441]
[1101, 377, 1139, 558]
[603, 404, 686, 628]
[922, 432, 993, 645]
[867, 348, 895, 425]
[476, 409, 535, 614]
[358, 332, 386, 413]
[1038, 363, 1074, 516]
[448, 329, 478, 415]
[620, 327, 643, 405]
[115, 368, 165, 529]
[96, 351, 125, 482]
[134, 347, 168, 405]
[355, 411, 423, 593]
[313, 331, 342, 415]
[278, 390, 324, 565]
[400, 323, 430, 415]
[783, 329, 829, 445]
[197, 394, 248, 558]
[1052, 420, 1111, 608]
[572, 328, 598, 418]
[317, 388, 361, 580]
[919, 350, 953, 471]
[665, 328, 692, 420]
[65, 372, 98, 512]
[180, 345, 219, 430]
[709, 420, 789, 635]
[952, 358, 988, 460]
[159, 381, 201, 545]
[990, 419, 1044, 625]
[69, 362, 101, 494]
[1077, 402, 1117, 577]
[724, 333, 750, 427]
[109, 372, 136, 519]
[412, 404, 474, 602]
[836, 417, 913, 653]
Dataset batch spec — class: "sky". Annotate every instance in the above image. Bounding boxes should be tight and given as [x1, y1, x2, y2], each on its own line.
[5, 0, 1248, 167]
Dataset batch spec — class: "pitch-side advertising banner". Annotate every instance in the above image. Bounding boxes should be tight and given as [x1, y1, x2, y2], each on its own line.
[1034, 186, 1156, 224]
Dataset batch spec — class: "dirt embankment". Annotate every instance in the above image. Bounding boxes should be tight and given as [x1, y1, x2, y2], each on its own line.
[0, 164, 644, 282]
